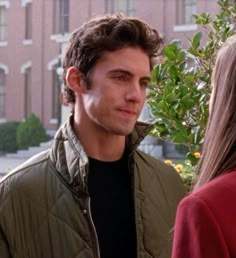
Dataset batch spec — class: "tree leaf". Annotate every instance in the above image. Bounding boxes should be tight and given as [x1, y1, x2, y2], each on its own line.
[169, 65, 179, 80]
[163, 45, 176, 60]
[182, 94, 195, 109]
[173, 133, 187, 143]
[166, 92, 177, 103]
[192, 31, 203, 49]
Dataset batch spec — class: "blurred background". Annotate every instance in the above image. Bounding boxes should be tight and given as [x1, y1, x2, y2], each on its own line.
[0, 0, 225, 176]
[0, 0, 220, 131]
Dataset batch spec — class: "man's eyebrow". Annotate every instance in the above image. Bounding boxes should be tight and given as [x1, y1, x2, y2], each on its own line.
[107, 68, 151, 80]
[107, 68, 132, 75]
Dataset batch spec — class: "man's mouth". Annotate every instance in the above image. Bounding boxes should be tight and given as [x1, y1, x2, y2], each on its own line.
[118, 108, 137, 116]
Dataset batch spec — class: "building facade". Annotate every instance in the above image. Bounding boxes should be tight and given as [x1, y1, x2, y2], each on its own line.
[0, 0, 219, 130]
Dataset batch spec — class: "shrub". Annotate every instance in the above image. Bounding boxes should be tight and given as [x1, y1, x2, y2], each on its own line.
[16, 113, 49, 149]
[0, 121, 20, 154]
[148, 0, 236, 184]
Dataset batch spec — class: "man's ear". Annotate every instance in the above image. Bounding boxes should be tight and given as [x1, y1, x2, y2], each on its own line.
[66, 66, 86, 93]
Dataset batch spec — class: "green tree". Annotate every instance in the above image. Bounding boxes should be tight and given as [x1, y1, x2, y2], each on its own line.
[148, 0, 236, 166]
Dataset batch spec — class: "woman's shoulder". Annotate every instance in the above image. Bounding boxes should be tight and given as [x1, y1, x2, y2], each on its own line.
[180, 169, 236, 212]
[195, 169, 236, 196]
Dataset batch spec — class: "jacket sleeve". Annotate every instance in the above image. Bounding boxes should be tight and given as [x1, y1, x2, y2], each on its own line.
[171, 195, 230, 258]
[0, 228, 11, 258]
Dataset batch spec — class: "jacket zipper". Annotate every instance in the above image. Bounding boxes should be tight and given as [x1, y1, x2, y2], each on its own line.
[79, 162, 101, 258]
[84, 195, 101, 258]
[52, 160, 101, 257]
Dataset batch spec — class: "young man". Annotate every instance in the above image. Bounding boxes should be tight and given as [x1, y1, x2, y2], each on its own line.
[0, 14, 185, 258]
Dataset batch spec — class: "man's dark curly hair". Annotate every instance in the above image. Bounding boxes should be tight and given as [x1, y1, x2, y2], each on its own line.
[62, 13, 163, 104]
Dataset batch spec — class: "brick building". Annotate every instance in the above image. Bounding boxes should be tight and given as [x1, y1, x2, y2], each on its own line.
[0, 0, 219, 130]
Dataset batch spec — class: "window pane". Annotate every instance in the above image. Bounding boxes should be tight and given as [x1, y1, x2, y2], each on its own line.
[0, 6, 7, 41]
[53, 0, 69, 34]
[0, 69, 5, 117]
[176, 0, 196, 25]
[52, 66, 60, 119]
[24, 68, 32, 117]
[127, 0, 135, 16]
[114, 0, 127, 12]
[61, 0, 69, 33]
[107, 0, 135, 16]
[184, 0, 196, 24]
[25, 3, 32, 39]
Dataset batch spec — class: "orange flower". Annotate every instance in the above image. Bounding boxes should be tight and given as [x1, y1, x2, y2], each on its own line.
[164, 160, 173, 166]
[193, 152, 201, 158]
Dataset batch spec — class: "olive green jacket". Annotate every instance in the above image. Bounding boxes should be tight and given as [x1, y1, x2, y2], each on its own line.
[0, 118, 185, 258]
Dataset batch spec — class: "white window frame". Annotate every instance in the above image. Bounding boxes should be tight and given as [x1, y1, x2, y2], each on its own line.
[20, 60, 32, 74]
[0, 1, 10, 8]
[21, 0, 32, 7]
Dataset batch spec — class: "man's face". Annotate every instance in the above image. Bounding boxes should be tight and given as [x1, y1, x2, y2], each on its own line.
[80, 47, 150, 136]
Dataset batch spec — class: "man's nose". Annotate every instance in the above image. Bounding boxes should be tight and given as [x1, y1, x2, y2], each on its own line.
[125, 82, 145, 103]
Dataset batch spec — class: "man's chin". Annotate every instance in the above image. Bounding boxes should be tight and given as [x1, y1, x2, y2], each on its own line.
[112, 127, 134, 136]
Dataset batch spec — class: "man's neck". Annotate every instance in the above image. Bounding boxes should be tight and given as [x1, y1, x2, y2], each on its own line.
[72, 117, 126, 161]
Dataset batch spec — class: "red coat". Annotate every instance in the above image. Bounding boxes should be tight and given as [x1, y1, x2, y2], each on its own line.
[172, 170, 236, 258]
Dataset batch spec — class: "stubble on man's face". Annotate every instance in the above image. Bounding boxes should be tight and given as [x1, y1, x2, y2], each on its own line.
[79, 47, 150, 137]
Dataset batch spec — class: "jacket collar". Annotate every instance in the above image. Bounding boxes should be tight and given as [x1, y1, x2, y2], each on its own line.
[49, 115, 153, 187]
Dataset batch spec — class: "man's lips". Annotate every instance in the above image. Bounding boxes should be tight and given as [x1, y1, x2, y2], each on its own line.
[117, 108, 137, 116]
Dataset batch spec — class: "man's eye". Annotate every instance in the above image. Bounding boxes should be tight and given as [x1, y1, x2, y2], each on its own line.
[141, 81, 149, 88]
[114, 75, 128, 81]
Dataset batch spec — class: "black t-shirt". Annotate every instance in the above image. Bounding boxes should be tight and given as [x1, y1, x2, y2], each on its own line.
[88, 153, 137, 258]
